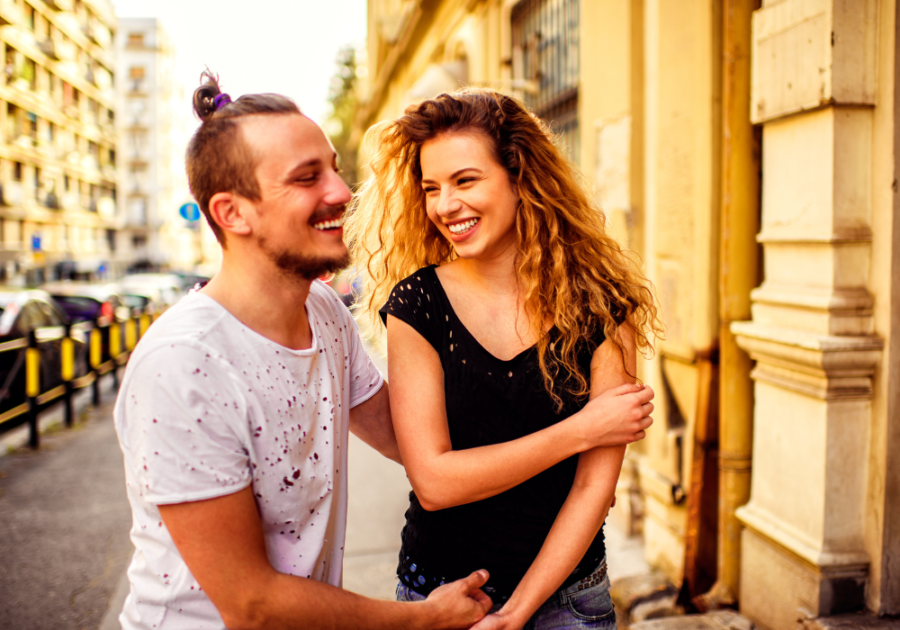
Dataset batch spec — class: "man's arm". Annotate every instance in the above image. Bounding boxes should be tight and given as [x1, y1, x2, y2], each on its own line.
[349, 383, 402, 464]
[158, 486, 491, 630]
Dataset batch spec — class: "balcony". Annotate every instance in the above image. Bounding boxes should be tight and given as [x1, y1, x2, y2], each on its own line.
[38, 38, 60, 60]
[0, 0, 23, 26]
[44, 191, 60, 210]
[82, 24, 99, 45]
[61, 191, 79, 210]
[98, 196, 115, 218]
[4, 182, 23, 206]
[44, 0, 74, 10]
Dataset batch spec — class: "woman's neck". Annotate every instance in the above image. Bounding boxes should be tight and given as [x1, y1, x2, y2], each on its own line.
[451, 240, 520, 297]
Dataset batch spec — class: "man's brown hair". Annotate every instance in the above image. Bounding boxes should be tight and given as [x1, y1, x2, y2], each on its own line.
[185, 71, 301, 245]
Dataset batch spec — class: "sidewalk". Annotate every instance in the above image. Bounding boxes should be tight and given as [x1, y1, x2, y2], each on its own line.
[0, 387, 133, 630]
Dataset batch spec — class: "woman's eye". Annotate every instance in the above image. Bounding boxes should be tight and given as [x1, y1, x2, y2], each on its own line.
[457, 177, 474, 185]
[423, 186, 438, 194]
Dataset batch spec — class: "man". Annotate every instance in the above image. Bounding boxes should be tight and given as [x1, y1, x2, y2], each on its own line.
[114, 82, 492, 630]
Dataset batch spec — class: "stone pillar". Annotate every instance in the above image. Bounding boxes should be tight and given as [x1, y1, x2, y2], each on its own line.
[733, 1, 883, 628]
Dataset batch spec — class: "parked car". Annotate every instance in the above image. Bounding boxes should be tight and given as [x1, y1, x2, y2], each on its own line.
[40, 281, 131, 323]
[120, 273, 187, 307]
[0, 289, 87, 414]
[171, 272, 211, 291]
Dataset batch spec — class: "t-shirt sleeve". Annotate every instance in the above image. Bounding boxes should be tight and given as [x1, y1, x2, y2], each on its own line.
[379, 271, 442, 353]
[342, 306, 385, 409]
[117, 344, 252, 505]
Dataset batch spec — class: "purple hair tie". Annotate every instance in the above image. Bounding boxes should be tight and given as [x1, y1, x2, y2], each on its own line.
[213, 93, 232, 110]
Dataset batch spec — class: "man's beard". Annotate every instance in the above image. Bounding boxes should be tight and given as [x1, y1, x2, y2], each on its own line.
[257, 205, 350, 281]
[260, 238, 350, 281]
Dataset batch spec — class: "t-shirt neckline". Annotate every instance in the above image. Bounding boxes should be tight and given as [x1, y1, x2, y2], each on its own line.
[425, 265, 539, 365]
[190, 291, 319, 356]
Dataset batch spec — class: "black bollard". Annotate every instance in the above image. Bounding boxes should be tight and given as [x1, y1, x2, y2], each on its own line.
[26, 330, 39, 449]
[62, 323, 74, 428]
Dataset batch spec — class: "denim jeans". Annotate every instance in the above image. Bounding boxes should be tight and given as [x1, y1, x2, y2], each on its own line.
[395, 562, 617, 629]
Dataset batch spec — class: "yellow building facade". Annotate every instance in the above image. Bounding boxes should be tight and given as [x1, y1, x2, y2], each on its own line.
[0, 0, 118, 284]
[359, 0, 900, 627]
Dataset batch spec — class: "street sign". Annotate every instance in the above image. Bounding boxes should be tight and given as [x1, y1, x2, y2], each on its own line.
[179, 202, 201, 221]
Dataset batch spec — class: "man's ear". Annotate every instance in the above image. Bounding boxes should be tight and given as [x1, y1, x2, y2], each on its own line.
[209, 192, 252, 237]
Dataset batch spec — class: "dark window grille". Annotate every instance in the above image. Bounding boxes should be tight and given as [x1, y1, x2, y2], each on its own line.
[511, 0, 580, 163]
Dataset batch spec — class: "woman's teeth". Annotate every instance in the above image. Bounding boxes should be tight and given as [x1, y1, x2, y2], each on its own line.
[448, 219, 479, 235]
[313, 217, 345, 230]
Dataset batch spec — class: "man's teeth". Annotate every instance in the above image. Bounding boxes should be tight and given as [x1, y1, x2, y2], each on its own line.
[313, 217, 345, 230]
[448, 219, 479, 234]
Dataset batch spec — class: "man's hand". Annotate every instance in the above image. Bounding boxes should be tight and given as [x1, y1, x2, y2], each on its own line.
[423, 570, 493, 630]
[576, 383, 654, 448]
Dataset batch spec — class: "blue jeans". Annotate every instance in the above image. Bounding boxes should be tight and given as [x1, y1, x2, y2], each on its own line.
[395, 564, 617, 629]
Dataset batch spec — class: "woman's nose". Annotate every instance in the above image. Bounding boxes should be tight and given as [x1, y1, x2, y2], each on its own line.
[435, 188, 460, 217]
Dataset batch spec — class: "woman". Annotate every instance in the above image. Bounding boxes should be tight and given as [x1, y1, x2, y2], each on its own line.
[347, 89, 660, 629]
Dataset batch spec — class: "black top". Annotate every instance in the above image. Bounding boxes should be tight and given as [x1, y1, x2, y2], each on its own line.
[380, 265, 608, 602]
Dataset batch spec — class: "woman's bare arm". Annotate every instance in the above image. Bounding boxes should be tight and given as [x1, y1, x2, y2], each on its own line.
[469, 324, 638, 630]
[387, 315, 652, 510]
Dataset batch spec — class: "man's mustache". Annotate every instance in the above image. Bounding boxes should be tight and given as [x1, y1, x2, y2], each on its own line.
[309, 205, 346, 224]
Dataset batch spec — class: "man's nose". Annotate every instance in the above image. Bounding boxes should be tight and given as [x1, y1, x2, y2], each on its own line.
[323, 170, 352, 206]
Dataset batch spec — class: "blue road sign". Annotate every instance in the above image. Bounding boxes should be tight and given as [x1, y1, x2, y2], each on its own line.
[179, 202, 201, 221]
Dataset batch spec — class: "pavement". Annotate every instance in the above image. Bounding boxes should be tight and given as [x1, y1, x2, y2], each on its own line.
[0, 347, 654, 629]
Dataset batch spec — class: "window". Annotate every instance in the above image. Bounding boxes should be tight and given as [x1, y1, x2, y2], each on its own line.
[129, 66, 145, 92]
[127, 32, 144, 47]
[13, 162, 22, 182]
[512, 0, 580, 163]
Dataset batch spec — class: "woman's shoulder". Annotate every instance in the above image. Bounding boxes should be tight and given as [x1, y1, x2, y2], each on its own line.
[380, 265, 443, 328]
[387, 265, 440, 297]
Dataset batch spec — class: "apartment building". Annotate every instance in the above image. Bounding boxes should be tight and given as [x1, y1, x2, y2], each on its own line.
[115, 17, 197, 272]
[0, 0, 118, 284]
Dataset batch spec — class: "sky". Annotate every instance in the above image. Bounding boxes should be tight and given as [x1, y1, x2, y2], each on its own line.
[111, 0, 368, 127]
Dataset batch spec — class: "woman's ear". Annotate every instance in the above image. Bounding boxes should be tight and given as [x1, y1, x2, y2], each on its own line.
[208, 192, 252, 238]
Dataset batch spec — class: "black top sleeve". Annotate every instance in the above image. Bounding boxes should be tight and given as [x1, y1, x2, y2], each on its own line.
[379, 267, 442, 354]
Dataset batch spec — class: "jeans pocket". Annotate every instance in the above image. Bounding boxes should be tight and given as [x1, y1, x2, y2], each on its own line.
[565, 576, 616, 623]
[396, 583, 427, 602]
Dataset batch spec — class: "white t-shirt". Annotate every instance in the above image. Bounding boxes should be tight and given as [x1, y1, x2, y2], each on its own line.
[114, 282, 384, 630]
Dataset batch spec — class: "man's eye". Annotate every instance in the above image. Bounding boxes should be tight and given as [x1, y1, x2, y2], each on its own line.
[297, 175, 317, 184]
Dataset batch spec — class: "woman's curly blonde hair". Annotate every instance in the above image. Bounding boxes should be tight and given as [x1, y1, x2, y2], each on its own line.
[346, 88, 661, 409]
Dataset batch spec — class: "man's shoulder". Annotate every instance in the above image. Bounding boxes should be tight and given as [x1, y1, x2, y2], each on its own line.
[308, 279, 354, 323]
[127, 293, 234, 371]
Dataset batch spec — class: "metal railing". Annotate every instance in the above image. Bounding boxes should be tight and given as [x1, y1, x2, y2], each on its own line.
[0, 308, 161, 448]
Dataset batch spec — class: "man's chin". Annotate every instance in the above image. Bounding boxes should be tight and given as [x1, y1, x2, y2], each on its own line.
[273, 251, 350, 282]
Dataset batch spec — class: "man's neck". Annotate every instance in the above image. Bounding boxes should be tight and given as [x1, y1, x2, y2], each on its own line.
[201, 254, 314, 351]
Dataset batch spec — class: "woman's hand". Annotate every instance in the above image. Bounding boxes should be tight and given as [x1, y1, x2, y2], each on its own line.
[468, 611, 525, 630]
[574, 382, 655, 449]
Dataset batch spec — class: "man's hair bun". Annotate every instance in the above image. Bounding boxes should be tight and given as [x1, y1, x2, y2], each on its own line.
[193, 70, 228, 121]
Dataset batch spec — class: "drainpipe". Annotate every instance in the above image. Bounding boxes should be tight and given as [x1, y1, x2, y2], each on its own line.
[694, 0, 760, 611]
